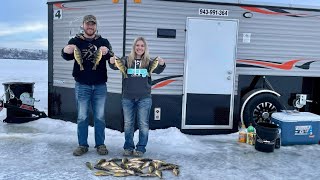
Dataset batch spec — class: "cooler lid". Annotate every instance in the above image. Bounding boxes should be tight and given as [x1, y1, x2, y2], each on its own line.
[271, 111, 320, 122]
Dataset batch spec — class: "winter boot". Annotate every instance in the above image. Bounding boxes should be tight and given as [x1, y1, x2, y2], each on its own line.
[133, 150, 144, 157]
[123, 149, 133, 156]
[96, 145, 108, 155]
[73, 146, 88, 156]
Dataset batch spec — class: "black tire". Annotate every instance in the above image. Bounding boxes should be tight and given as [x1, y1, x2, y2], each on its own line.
[242, 93, 283, 127]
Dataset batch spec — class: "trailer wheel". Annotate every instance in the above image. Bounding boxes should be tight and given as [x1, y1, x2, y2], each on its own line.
[242, 93, 283, 127]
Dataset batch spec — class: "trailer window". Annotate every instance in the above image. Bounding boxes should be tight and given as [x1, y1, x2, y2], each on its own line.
[157, 28, 176, 39]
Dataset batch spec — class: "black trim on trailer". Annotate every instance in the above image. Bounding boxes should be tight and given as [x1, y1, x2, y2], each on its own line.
[295, 61, 315, 70]
[151, 75, 183, 85]
[264, 7, 290, 13]
[48, 3, 54, 117]
[123, 0, 127, 58]
[157, 0, 320, 12]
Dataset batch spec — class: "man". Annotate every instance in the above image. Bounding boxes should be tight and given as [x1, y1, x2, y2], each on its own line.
[61, 15, 112, 156]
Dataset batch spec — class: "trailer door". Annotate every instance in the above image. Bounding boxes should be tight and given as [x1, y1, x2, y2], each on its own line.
[182, 18, 238, 129]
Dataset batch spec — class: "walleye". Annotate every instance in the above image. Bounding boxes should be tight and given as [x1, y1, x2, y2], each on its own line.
[148, 56, 159, 77]
[92, 48, 102, 70]
[128, 166, 143, 174]
[96, 159, 106, 166]
[109, 161, 120, 168]
[130, 158, 153, 162]
[112, 169, 127, 173]
[159, 163, 179, 171]
[95, 161, 112, 171]
[125, 169, 135, 175]
[141, 161, 151, 169]
[94, 171, 112, 176]
[139, 173, 157, 177]
[115, 58, 128, 78]
[108, 158, 122, 162]
[74, 46, 84, 71]
[113, 172, 131, 177]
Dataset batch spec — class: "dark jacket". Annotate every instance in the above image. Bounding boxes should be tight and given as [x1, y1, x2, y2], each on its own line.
[61, 33, 112, 85]
[109, 56, 166, 99]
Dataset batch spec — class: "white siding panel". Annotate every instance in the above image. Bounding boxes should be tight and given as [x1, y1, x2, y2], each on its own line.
[237, 7, 320, 77]
[127, 1, 198, 95]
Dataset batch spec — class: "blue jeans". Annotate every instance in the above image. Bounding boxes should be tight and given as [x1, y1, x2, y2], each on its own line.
[122, 97, 152, 153]
[75, 82, 107, 148]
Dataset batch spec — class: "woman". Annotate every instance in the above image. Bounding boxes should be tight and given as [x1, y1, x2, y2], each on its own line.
[109, 37, 166, 156]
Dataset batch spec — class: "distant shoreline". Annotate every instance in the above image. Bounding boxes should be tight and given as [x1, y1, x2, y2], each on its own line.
[0, 47, 48, 60]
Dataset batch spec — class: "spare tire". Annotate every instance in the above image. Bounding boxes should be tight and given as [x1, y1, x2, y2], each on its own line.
[242, 93, 283, 127]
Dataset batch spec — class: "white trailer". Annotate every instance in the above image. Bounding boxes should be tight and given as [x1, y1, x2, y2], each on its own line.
[47, 0, 320, 134]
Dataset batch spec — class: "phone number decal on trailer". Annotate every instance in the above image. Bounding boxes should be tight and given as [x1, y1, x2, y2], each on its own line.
[199, 8, 229, 16]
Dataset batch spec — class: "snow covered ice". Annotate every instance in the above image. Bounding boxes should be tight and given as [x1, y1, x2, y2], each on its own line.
[1, 59, 320, 180]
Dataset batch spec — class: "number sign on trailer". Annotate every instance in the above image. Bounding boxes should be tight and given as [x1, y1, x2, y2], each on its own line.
[199, 8, 229, 16]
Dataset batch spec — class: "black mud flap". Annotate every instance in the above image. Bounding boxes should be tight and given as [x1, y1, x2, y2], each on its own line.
[3, 116, 42, 124]
[3, 103, 47, 123]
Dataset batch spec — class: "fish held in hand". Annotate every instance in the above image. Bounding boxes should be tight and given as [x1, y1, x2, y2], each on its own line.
[74, 46, 84, 71]
[148, 56, 159, 77]
[92, 48, 103, 70]
[115, 58, 128, 78]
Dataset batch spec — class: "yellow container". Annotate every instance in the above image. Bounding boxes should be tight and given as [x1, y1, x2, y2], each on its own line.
[239, 131, 247, 143]
[238, 124, 247, 143]
[246, 132, 255, 145]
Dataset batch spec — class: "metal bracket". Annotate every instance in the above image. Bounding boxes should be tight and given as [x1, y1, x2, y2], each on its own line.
[293, 94, 313, 109]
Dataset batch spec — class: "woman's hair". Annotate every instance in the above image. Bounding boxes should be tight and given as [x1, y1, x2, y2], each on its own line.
[127, 37, 150, 68]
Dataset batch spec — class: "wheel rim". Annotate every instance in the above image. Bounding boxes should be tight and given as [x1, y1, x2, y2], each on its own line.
[252, 101, 277, 124]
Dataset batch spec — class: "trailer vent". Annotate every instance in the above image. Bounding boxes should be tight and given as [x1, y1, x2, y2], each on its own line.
[157, 28, 176, 39]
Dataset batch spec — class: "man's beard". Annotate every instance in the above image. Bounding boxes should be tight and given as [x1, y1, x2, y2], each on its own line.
[84, 28, 96, 37]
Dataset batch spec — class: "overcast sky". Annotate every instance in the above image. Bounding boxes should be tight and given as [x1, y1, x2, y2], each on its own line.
[1, 0, 320, 50]
[0, 0, 47, 50]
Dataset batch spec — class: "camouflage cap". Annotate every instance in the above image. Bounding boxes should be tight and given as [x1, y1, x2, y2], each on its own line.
[83, 15, 97, 24]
